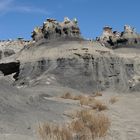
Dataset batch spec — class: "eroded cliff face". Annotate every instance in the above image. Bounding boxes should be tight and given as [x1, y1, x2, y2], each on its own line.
[13, 39, 140, 92]
[1, 19, 140, 92]
[0, 39, 30, 60]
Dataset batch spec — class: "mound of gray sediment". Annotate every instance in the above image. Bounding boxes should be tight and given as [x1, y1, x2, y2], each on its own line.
[0, 76, 82, 139]
[0, 18, 140, 93]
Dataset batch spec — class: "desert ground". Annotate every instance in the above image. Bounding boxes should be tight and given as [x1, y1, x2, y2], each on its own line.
[0, 75, 140, 140]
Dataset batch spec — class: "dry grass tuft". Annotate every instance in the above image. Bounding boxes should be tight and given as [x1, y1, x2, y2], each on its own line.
[72, 95, 84, 100]
[38, 92, 110, 140]
[77, 110, 110, 138]
[88, 113, 111, 138]
[70, 110, 109, 137]
[91, 100, 108, 111]
[92, 92, 103, 97]
[109, 96, 119, 104]
[70, 118, 93, 140]
[61, 92, 73, 99]
[70, 119, 85, 133]
[79, 96, 95, 106]
[61, 93, 107, 111]
[76, 109, 94, 123]
[61, 93, 95, 106]
[38, 123, 73, 140]
[38, 109, 110, 140]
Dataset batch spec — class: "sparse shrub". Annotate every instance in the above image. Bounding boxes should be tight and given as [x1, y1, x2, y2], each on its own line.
[109, 96, 119, 104]
[70, 120, 92, 140]
[70, 119, 85, 133]
[38, 109, 110, 140]
[79, 96, 91, 106]
[76, 127, 92, 140]
[76, 109, 110, 138]
[76, 95, 108, 111]
[92, 92, 102, 97]
[38, 123, 73, 140]
[61, 93, 107, 111]
[38, 123, 51, 139]
[88, 113, 110, 138]
[61, 92, 73, 99]
[73, 95, 84, 100]
[79, 96, 95, 106]
[61, 94, 95, 106]
[76, 109, 94, 124]
[91, 100, 108, 111]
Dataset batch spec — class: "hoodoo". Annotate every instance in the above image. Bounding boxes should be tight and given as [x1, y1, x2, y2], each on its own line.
[97, 25, 140, 49]
[31, 17, 81, 42]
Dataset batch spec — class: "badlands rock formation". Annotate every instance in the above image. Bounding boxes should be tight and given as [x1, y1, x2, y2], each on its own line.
[10, 19, 139, 92]
[0, 18, 140, 92]
[0, 39, 30, 78]
[0, 17, 140, 140]
[97, 25, 140, 49]
[0, 39, 30, 60]
[15, 39, 140, 92]
[31, 17, 81, 42]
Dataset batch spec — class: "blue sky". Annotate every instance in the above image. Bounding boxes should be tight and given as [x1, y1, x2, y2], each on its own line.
[0, 0, 140, 40]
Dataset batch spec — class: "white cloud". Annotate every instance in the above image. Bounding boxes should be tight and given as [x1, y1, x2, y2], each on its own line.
[13, 5, 50, 15]
[0, 0, 14, 12]
[0, 0, 50, 15]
